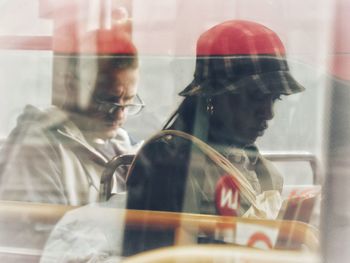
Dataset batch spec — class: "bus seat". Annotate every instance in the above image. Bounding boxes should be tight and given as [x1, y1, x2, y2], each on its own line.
[263, 152, 320, 185]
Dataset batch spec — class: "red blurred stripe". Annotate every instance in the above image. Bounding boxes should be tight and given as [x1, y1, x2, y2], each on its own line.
[0, 36, 52, 51]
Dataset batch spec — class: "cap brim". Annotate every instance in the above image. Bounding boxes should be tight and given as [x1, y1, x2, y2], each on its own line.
[179, 71, 304, 97]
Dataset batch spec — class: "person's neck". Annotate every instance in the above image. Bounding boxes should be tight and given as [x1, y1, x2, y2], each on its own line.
[207, 132, 249, 149]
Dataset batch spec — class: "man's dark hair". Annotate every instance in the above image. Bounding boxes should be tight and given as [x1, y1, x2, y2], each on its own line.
[96, 53, 138, 73]
[55, 53, 138, 112]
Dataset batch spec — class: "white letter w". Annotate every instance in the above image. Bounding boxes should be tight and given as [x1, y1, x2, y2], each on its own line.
[220, 188, 238, 209]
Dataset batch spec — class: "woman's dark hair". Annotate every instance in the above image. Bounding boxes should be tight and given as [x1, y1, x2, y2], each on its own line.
[163, 95, 209, 140]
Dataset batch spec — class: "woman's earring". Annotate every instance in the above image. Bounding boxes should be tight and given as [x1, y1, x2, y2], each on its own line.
[206, 98, 214, 115]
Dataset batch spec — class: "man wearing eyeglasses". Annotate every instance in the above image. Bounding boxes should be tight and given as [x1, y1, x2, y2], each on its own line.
[0, 33, 144, 205]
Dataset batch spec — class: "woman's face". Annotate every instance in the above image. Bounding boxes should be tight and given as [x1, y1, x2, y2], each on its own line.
[209, 91, 280, 146]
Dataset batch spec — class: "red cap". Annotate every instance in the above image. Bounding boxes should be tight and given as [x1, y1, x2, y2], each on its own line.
[179, 20, 304, 97]
[196, 20, 285, 56]
[53, 27, 136, 55]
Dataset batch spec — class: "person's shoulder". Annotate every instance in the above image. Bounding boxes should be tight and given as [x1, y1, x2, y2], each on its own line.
[9, 105, 69, 135]
[0, 106, 76, 162]
[2, 105, 64, 142]
[149, 130, 195, 147]
[131, 131, 195, 167]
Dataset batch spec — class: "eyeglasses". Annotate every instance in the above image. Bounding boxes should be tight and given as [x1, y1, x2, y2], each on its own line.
[94, 94, 145, 116]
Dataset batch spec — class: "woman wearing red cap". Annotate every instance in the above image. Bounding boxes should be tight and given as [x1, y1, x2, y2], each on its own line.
[123, 20, 304, 255]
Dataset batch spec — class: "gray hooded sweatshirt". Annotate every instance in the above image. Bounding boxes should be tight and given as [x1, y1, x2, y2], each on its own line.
[0, 105, 141, 205]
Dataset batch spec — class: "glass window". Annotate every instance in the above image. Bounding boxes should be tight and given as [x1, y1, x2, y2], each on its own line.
[1, 0, 349, 262]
